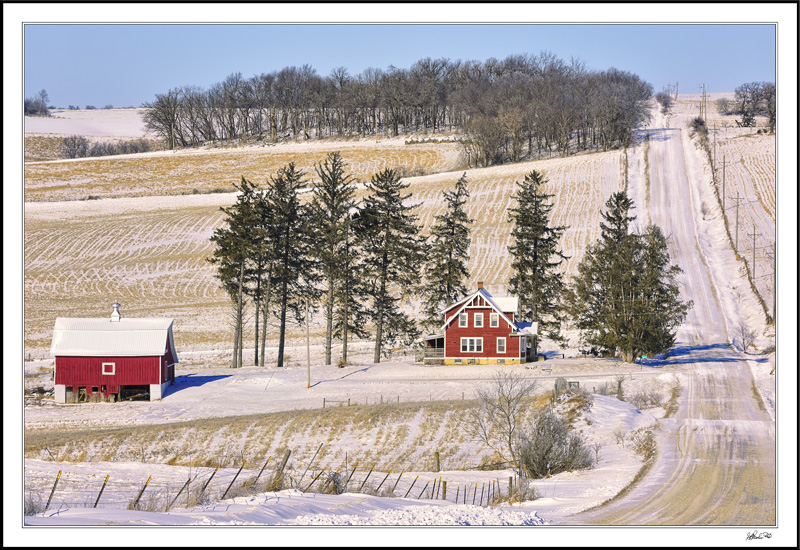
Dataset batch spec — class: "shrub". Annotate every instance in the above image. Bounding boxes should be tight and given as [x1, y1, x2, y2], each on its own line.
[62, 135, 89, 158]
[654, 91, 673, 114]
[690, 117, 707, 135]
[627, 388, 664, 410]
[24, 491, 44, 515]
[496, 476, 538, 504]
[516, 409, 593, 478]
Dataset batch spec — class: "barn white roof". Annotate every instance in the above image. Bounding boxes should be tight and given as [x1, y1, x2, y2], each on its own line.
[51, 317, 178, 360]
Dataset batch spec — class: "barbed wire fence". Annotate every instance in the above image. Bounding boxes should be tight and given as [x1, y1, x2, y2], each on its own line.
[24, 447, 524, 516]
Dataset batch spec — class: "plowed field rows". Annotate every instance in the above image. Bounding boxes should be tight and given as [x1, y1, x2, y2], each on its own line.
[671, 97, 776, 321]
[24, 141, 465, 202]
[713, 133, 775, 317]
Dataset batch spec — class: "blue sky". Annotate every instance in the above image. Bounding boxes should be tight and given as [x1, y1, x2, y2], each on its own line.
[24, 23, 777, 108]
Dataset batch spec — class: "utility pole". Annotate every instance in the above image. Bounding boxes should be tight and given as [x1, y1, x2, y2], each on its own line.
[766, 243, 776, 324]
[732, 190, 743, 254]
[306, 298, 311, 388]
[713, 122, 717, 172]
[722, 156, 726, 215]
[750, 225, 758, 279]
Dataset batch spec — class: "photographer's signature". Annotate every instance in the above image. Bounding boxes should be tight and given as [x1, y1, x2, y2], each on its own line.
[746, 530, 772, 541]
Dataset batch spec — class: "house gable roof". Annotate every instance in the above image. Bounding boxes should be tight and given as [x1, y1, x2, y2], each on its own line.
[51, 317, 178, 360]
[441, 288, 518, 332]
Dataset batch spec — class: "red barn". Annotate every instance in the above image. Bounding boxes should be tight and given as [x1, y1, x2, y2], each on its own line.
[51, 302, 178, 403]
[422, 283, 536, 365]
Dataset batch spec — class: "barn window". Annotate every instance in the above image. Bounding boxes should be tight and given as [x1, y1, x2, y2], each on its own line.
[459, 313, 468, 327]
[474, 313, 483, 328]
[490, 313, 499, 327]
[497, 337, 506, 353]
[102, 362, 115, 375]
[454, 358, 462, 364]
[497, 359, 506, 364]
[520, 337, 527, 355]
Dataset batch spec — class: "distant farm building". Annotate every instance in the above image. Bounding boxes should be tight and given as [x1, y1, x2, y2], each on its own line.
[422, 282, 537, 365]
[51, 302, 177, 403]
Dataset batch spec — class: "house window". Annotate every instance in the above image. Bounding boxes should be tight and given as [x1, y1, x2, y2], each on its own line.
[459, 313, 468, 327]
[497, 337, 506, 353]
[490, 313, 499, 327]
[454, 358, 462, 364]
[102, 362, 115, 375]
[461, 337, 483, 353]
[474, 313, 483, 328]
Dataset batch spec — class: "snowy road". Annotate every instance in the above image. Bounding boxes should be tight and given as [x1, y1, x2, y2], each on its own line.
[560, 106, 776, 525]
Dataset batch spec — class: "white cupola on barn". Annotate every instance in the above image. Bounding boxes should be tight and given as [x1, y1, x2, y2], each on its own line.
[111, 300, 121, 322]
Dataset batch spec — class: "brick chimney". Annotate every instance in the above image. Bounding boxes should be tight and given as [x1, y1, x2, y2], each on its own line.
[477, 281, 484, 290]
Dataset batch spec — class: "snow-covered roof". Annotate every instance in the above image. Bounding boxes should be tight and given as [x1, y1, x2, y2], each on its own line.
[515, 321, 539, 336]
[51, 317, 178, 359]
[491, 296, 518, 314]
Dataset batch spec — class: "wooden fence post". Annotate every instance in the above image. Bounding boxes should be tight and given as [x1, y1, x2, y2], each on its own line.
[404, 476, 419, 498]
[132, 476, 151, 510]
[45, 470, 61, 510]
[221, 460, 247, 500]
[434, 451, 440, 473]
[442, 480, 447, 500]
[276, 449, 292, 478]
[480, 483, 485, 506]
[93, 475, 109, 508]
[167, 478, 191, 511]
[472, 483, 477, 505]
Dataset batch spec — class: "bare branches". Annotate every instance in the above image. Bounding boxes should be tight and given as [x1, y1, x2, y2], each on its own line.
[467, 371, 538, 469]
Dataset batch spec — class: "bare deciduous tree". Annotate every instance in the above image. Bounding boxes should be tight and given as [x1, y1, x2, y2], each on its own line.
[738, 323, 757, 353]
[466, 371, 538, 470]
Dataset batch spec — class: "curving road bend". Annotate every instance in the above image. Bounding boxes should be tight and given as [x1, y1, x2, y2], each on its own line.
[562, 107, 776, 525]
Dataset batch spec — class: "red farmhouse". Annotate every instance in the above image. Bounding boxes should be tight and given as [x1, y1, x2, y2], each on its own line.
[423, 283, 537, 365]
[51, 302, 178, 403]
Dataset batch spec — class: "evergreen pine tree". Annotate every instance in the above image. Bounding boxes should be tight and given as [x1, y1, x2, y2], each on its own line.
[265, 163, 321, 367]
[309, 152, 358, 365]
[567, 192, 691, 362]
[208, 176, 260, 368]
[357, 168, 425, 363]
[249, 188, 276, 367]
[507, 170, 568, 356]
[331, 215, 371, 364]
[421, 173, 474, 333]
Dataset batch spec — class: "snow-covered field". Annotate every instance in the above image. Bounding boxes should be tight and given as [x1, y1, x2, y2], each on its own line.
[24, 108, 152, 138]
[16, 98, 788, 542]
